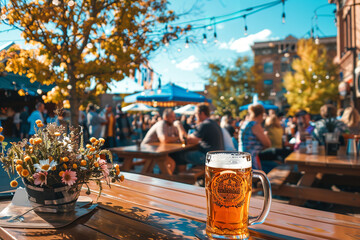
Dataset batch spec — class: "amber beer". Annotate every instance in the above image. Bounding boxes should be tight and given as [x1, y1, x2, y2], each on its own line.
[205, 151, 271, 239]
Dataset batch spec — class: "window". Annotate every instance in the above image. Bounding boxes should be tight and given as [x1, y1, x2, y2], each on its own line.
[263, 62, 273, 73]
[281, 57, 290, 72]
[264, 79, 273, 91]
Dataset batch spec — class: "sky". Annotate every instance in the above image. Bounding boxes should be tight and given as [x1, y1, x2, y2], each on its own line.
[0, 0, 337, 92]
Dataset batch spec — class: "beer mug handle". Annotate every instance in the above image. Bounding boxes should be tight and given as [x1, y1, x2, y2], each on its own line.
[249, 170, 272, 226]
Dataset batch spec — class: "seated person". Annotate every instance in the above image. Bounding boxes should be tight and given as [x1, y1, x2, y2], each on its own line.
[184, 103, 224, 173]
[238, 104, 271, 170]
[141, 108, 186, 174]
[313, 104, 348, 145]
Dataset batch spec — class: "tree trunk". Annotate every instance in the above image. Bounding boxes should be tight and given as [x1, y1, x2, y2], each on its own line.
[69, 77, 79, 126]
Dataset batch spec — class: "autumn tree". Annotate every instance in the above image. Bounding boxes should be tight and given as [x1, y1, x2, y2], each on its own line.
[283, 39, 339, 115]
[0, 0, 186, 125]
[206, 56, 260, 116]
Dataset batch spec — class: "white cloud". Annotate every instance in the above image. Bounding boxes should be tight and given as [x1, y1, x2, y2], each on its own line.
[218, 29, 272, 53]
[176, 55, 201, 71]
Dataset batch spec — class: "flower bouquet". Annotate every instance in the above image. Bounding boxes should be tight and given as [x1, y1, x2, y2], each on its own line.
[0, 117, 124, 213]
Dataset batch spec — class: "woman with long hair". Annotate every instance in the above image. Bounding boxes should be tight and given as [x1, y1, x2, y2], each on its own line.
[238, 104, 271, 169]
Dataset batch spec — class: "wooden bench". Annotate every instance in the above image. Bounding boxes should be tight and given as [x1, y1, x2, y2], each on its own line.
[256, 165, 301, 196]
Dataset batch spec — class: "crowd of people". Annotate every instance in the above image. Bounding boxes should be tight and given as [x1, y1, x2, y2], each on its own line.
[2, 101, 360, 174]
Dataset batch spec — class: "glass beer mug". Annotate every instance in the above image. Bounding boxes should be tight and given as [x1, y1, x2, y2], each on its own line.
[205, 151, 272, 239]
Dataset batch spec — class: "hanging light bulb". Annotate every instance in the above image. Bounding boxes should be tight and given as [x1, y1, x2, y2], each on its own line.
[214, 32, 218, 43]
[243, 16, 248, 35]
[275, 72, 280, 78]
[185, 37, 189, 48]
[315, 36, 319, 45]
[68, 0, 75, 7]
[282, 12, 286, 24]
[281, 0, 286, 24]
[202, 33, 207, 44]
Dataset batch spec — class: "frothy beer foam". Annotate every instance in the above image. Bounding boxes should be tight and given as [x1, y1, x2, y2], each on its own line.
[206, 152, 252, 169]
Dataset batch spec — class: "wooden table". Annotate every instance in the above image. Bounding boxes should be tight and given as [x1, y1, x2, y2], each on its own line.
[1, 172, 360, 239]
[284, 146, 360, 207]
[110, 143, 198, 175]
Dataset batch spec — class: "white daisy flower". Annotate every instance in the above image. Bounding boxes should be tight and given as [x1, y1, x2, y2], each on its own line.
[33, 159, 58, 172]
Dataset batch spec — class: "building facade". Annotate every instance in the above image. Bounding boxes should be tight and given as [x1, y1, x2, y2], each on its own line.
[251, 35, 337, 108]
[330, 0, 360, 107]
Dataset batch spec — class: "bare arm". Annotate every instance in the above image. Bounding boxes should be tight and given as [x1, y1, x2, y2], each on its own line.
[187, 133, 201, 144]
[252, 123, 271, 149]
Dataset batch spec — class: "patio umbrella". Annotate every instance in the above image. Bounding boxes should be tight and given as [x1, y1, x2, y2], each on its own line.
[239, 101, 279, 111]
[239, 93, 278, 111]
[174, 104, 197, 115]
[124, 83, 210, 107]
[122, 103, 158, 112]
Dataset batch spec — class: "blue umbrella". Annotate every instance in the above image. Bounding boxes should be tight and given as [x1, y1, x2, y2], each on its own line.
[239, 101, 279, 111]
[124, 83, 210, 104]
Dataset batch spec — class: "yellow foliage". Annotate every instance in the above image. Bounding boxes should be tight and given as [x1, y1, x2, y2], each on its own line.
[284, 39, 339, 115]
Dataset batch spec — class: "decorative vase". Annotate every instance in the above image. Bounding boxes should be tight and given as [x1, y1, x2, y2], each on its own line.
[23, 179, 82, 213]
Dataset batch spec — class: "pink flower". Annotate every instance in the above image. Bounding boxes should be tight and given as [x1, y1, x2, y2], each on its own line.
[61, 170, 77, 186]
[33, 172, 48, 186]
[98, 159, 109, 179]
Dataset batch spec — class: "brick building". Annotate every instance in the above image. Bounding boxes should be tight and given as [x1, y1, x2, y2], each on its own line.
[330, 0, 360, 107]
[251, 35, 337, 108]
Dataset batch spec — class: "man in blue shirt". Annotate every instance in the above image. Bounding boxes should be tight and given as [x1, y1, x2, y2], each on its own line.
[28, 102, 45, 136]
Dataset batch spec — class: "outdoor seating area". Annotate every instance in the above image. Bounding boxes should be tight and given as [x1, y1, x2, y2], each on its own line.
[1, 0, 360, 239]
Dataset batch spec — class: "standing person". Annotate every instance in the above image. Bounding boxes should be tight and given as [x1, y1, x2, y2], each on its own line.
[141, 108, 187, 174]
[20, 106, 30, 139]
[115, 104, 133, 146]
[238, 104, 271, 170]
[185, 103, 224, 172]
[28, 102, 45, 137]
[13, 110, 21, 138]
[104, 105, 115, 148]
[86, 103, 106, 139]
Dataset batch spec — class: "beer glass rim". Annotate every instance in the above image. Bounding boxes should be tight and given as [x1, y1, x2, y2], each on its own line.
[207, 151, 250, 156]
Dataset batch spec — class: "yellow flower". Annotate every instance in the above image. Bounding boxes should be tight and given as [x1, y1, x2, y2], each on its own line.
[0, 135, 4, 142]
[24, 155, 31, 162]
[35, 120, 42, 125]
[80, 160, 87, 166]
[90, 137, 96, 143]
[37, 123, 44, 128]
[29, 138, 34, 145]
[94, 140, 99, 146]
[16, 165, 23, 173]
[120, 175, 125, 182]
[59, 171, 64, 177]
[63, 164, 67, 169]
[86, 144, 92, 149]
[54, 132, 61, 136]
[99, 138, 105, 144]
[49, 156, 53, 161]
[62, 157, 69, 162]
[87, 155, 93, 160]
[0, 126, 3, 133]
[16, 159, 23, 165]
[114, 164, 120, 170]
[21, 169, 29, 177]
[73, 164, 78, 169]
[116, 169, 120, 176]
[94, 162, 99, 168]
[34, 138, 42, 144]
[10, 180, 18, 188]
[52, 166, 56, 171]
[89, 147, 95, 152]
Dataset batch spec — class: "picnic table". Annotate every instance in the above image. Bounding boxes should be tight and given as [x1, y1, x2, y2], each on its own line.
[1, 172, 359, 239]
[110, 142, 198, 174]
[281, 146, 360, 207]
